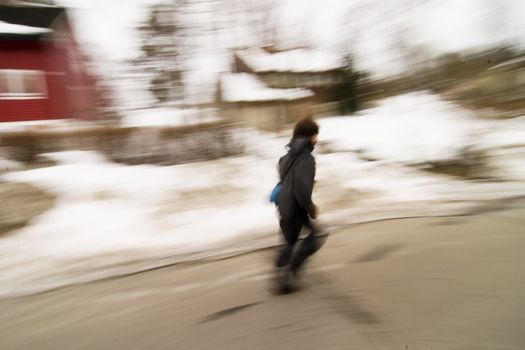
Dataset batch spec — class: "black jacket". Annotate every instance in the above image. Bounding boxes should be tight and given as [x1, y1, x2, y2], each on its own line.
[277, 137, 316, 221]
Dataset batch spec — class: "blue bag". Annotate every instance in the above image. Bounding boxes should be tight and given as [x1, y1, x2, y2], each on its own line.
[269, 183, 281, 204]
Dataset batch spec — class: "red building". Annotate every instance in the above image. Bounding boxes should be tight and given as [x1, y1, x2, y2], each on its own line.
[0, 5, 99, 122]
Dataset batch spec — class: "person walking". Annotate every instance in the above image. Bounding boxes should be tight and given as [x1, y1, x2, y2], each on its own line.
[272, 117, 321, 293]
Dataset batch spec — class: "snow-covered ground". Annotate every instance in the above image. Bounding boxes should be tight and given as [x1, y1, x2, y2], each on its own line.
[120, 107, 219, 127]
[0, 109, 219, 132]
[0, 119, 85, 132]
[318, 93, 525, 181]
[2, 151, 277, 253]
[1, 92, 524, 297]
[318, 92, 486, 164]
[0, 151, 280, 296]
[0, 157, 22, 172]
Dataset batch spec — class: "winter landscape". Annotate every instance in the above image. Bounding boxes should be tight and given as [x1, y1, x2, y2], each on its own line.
[1, 0, 525, 349]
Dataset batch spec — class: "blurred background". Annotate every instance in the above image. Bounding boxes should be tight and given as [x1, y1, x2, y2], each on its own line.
[1, 0, 525, 348]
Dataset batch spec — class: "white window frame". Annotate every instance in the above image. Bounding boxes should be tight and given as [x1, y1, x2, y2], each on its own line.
[0, 69, 48, 100]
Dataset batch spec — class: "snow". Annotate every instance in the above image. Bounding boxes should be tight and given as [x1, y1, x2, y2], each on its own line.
[231, 127, 288, 159]
[4, 143, 520, 284]
[120, 107, 219, 127]
[235, 48, 343, 73]
[2, 151, 277, 258]
[0, 119, 86, 132]
[487, 148, 525, 181]
[317, 153, 525, 205]
[318, 92, 487, 164]
[475, 116, 525, 150]
[318, 92, 525, 200]
[0, 151, 279, 295]
[0, 20, 52, 35]
[1, 92, 525, 296]
[220, 73, 313, 102]
[319, 92, 525, 164]
[0, 157, 21, 172]
[474, 116, 525, 181]
[489, 56, 525, 71]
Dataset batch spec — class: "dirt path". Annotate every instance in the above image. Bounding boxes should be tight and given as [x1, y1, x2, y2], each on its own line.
[1, 200, 524, 349]
[0, 181, 54, 237]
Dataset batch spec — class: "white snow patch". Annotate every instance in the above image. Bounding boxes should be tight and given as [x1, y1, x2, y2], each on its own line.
[0, 20, 52, 35]
[319, 152, 525, 203]
[231, 127, 288, 159]
[220, 73, 313, 102]
[120, 107, 219, 127]
[476, 116, 525, 150]
[0, 157, 22, 172]
[42, 151, 108, 165]
[2, 150, 277, 257]
[0, 119, 77, 132]
[474, 116, 525, 181]
[236, 48, 343, 73]
[318, 92, 487, 164]
[489, 56, 525, 71]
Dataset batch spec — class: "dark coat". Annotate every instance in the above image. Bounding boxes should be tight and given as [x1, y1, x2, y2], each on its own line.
[277, 137, 316, 221]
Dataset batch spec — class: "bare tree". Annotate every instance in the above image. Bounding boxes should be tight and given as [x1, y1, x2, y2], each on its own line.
[136, 1, 189, 104]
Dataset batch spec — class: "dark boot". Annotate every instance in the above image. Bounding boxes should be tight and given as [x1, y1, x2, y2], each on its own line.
[270, 267, 296, 295]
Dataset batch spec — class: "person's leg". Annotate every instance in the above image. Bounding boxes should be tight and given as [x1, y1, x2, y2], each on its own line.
[272, 219, 304, 294]
[276, 219, 302, 267]
[289, 218, 320, 274]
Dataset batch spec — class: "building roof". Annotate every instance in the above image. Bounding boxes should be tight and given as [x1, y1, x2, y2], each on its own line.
[0, 5, 64, 28]
[235, 48, 344, 73]
[220, 73, 313, 103]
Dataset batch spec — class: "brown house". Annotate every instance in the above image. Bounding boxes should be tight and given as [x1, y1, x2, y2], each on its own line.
[218, 47, 345, 129]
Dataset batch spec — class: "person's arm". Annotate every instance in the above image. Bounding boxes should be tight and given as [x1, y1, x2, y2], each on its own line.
[278, 156, 284, 180]
[293, 156, 317, 218]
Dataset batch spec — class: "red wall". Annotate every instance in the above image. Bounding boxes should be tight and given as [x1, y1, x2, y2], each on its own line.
[41, 36, 71, 120]
[0, 41, 67, 122]
[52, 17, 99, 120]
[0, 20, 99, 122]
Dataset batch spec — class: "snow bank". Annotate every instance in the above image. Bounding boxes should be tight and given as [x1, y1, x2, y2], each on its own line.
[231, 127, 287, 159]
[475, 115, 525, 181]
[120, 107, 218, 127]
[319, 153, 525, 203]
[44, 151, 108, 165]
[2, 151, 278, 258]
[220, 73, 313, 102]
[318, 92, 486, 164]
[476, 116, 525, 150]
[0, 151, 279, 295]
[0, 119, 76, 132]
[0, 157, 22, 172]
